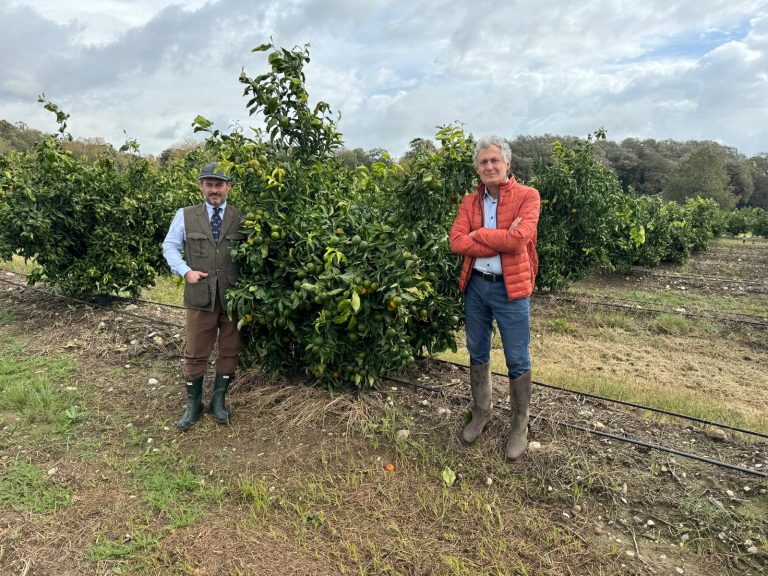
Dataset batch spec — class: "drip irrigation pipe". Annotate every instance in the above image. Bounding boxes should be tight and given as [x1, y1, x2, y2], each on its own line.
[435, 359, 768, 440]
[0, 276, 185, 330]
[546, 295, 768, 328]
[382, 374, 768, 479]
[637, 271, 766, 287]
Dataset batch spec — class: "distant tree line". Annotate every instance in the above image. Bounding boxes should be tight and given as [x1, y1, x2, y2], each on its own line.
[3, 117, 767, 211]
[329, 136, 768, 212]
[503, 135, 767, 211]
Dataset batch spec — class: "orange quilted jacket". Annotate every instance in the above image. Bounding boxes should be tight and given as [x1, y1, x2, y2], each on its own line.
[449, 177, 540, 300]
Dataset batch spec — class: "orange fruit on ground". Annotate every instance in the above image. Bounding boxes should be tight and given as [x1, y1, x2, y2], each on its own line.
[384, 464, 395, 472]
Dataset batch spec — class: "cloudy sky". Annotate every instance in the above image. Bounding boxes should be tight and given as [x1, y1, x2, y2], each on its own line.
[1, 0, 767, 157]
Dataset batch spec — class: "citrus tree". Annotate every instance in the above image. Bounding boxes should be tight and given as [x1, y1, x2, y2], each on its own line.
[0, 101, 198, 299]
[196, 43, 472, 389]
[532, 130, 629, 291]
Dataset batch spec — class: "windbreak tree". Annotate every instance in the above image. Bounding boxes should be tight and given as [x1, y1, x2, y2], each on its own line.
[664, 144, 738, 210]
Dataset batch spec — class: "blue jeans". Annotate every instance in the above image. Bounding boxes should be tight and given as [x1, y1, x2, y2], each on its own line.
[464, 275, 531, 379]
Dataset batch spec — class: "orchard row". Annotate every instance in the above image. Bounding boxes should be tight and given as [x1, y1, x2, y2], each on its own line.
[0, 44, 749, 388]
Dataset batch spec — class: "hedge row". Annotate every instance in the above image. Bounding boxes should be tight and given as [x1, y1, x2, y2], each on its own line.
[0, 44, 731, 387]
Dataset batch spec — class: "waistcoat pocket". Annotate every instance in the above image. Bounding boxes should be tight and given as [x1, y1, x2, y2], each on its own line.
[184, 279, 211, 309]
[186, 232, 209, 258]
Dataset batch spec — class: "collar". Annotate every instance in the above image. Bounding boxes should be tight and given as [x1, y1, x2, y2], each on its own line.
[477, 175, 517, 199]
[483, 187, 498, 202]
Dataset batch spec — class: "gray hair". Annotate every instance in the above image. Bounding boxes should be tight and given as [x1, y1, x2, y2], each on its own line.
[473, 135, 511, 166]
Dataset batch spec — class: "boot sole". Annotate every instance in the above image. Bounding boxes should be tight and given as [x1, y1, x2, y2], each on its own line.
[176, 417, 202, 431]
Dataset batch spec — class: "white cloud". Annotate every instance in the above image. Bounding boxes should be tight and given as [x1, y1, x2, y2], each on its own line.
[1, 0, 767, 157]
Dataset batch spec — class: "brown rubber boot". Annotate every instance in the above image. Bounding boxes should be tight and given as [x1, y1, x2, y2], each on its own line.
[462, 362, 493, 444]
[505, 371, 532, 461]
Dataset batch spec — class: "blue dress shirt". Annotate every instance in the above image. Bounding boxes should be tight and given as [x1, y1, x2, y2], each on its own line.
[473, 188, 503, 275]
[162, 202, 227, 277]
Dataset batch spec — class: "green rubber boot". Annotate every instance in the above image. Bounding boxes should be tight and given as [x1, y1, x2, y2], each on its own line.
[462, 362, 492, 444]
[209, 372, 233, 424]
[176, 375, 204, 430]
[505, 371, 532, 461]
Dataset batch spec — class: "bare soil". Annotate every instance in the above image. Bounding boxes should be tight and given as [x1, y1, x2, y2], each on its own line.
[1, 240, 767, 576]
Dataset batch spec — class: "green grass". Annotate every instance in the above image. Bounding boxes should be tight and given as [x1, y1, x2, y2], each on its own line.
[141, 274, 184, 306]
[549, 317, 576, 334]
[0, 337, 84, 429]
[714, 236, 768, 247]
[589, 311, 638, 331]
[84, 525, 165, 574]
[0, 255, 36, 275]
[131, 448, 225, 529]
[0, 306, 17, 326]
[653, 313, 696, 335]
[0, 461, 72, 512]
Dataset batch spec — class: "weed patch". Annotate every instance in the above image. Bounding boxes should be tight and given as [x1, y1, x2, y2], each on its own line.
[84, 525, 163, 573]
[549, 317, 576, 334]
[653, 314, 698, 335]
[0, 305, 17, 325]
[140, 274, 184, 306]
[590, 311, 638, 331]
[0, 461, 72, 512]
[131, 448, 225, 529]
[0, 337, 84, 429]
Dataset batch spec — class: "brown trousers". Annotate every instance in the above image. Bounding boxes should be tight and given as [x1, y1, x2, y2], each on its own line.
[184, 292, 241, 379]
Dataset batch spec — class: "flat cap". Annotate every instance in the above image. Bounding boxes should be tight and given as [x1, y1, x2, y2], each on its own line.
[198, 162, 230, 181]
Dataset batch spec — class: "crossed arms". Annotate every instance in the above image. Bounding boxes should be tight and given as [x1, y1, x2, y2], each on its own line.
[449, 191, 540, 258]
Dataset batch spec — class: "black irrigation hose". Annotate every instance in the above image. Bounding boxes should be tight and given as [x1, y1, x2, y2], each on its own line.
[436, 359, 768, 440]
[637, 270, 767, 287]
[382, 373, 768, 478]
[137, 299, 187, 310]
[539, 418, 768, 478]
[546, 295, 768, 328]
[113, 294, 187, 310]
[532, 379, 768, 439]
[4, 275, 768, 477]
[0, 276, 185, 330]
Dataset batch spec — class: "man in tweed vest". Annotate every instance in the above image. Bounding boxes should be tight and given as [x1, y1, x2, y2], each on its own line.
[162, 162, 244, 430]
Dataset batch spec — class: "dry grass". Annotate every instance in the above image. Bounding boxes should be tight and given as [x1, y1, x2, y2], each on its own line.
[1, 241, 767, 576]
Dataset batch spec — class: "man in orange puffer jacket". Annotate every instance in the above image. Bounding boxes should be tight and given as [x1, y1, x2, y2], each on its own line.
[450, 135, 540, 460]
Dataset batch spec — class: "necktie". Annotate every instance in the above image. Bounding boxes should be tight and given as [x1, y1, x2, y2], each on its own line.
[211, 207, 222, 243]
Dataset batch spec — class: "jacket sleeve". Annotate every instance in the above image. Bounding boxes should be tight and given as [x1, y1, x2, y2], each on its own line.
[472, 190, 540, 254]
[450, 195, 498, 258]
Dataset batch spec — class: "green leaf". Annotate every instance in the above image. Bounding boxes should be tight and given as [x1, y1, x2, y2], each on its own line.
[351, 291, 361, 313]
[192, 114, 212, 128]
[441, 466, 456, 487]
[630, 224, 646, 248]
